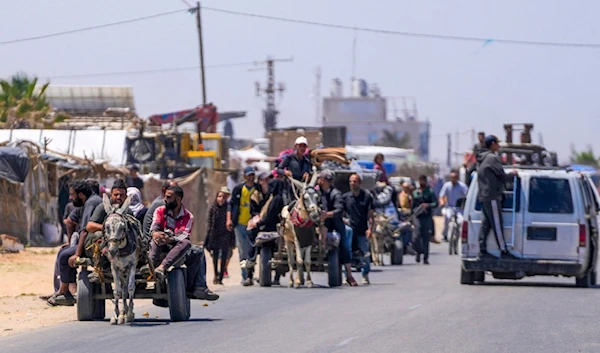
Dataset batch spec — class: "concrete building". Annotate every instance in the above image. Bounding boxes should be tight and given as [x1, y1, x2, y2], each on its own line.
[322, 79, 430, 161]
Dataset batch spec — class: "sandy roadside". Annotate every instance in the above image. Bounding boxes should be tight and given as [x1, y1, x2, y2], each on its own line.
[0, 247, 242, 337]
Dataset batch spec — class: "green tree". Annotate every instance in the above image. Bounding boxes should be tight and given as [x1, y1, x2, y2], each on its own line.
[0, 73, 53, 128]
[378, 129, 411, 148]
[570, 146, 599, 168]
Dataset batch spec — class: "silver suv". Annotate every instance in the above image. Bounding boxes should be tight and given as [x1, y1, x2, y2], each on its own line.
[460, 166, 599, 287]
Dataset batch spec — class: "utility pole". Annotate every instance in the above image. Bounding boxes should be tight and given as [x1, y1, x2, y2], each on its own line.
[314, 66, 321, 124]
[251, 56, 293, 133]
[191, 2, 207, 104]
[447, 133, 452, 168]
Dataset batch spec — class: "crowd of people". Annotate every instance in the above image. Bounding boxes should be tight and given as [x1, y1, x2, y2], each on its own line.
[40, 132, 517, 304]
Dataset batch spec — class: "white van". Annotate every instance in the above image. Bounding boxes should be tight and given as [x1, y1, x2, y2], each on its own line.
[460, 166, 599, 287]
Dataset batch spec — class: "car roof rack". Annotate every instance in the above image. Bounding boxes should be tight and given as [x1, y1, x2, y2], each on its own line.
[506, 165, 573, 172]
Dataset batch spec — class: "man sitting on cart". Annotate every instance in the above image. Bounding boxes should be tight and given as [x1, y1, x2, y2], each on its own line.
[149, 186, 216, 300]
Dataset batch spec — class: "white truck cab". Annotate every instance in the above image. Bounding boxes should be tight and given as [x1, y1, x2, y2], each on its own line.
[460, 166, 599, 287]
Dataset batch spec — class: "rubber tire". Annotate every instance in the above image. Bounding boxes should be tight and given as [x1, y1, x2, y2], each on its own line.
[328, 248, 341, 287]
[93, 284, 107, 320]
[259, 246, 273, 287]
[592, 270, 597, 286]
[576, 271, 593, 288]
[460, 268, 475, 285]
[77, 269, 95, 321]
[474, 271, 485, 283]
[167, 268, 191, 322]
[390, 240, 404, 265]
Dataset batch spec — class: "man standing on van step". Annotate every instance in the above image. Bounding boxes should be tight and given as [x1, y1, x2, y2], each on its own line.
[476, 135, 518, 260]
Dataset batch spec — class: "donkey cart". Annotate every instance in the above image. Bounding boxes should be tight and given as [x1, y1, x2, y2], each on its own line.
[76, 259, 191, 322]
[256, 228, 342, 288]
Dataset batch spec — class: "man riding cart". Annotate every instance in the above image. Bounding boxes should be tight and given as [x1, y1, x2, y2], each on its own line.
[74, 180, 217, 322]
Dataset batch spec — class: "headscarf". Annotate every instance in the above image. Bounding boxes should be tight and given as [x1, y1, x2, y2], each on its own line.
[127, 187, 144, 217]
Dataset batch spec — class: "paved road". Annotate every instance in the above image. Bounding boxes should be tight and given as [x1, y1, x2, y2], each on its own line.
[2, 243, 600, 353]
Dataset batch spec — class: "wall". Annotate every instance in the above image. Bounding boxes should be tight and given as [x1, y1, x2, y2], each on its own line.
[323, 97, 386, 123]
[323, 119, 431, 161]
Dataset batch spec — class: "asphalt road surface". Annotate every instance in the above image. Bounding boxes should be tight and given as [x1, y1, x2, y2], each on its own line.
[3, 243, 600, 353]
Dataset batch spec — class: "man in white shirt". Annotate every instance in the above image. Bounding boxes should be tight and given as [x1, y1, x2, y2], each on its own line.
[439, 171, 468, 242]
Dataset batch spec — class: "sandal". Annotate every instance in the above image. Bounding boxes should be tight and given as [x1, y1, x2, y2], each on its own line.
[154, 267, 165, 282]
[47, 293, 76, 307]
[346, 278, 358, 287]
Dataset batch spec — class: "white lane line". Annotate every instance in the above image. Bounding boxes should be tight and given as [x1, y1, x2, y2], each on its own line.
[408, 304, 422, 310]
[335, 336, 358, 347]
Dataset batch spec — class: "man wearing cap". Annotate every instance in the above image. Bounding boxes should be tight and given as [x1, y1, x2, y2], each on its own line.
[476, 135, 518, 260]
[227, 166, 258, 286]
[466, 132, 486, 186]
[280, 136, 312, 182]
[318, 170, 357, 286]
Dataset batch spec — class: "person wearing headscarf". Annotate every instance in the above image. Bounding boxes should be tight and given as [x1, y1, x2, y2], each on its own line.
[205, 187, 235, 285]
[127, 187, 148, 224]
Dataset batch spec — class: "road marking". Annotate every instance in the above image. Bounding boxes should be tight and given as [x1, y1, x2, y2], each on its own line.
[408, 304, 422, 310]
[335, 336, 357, 347]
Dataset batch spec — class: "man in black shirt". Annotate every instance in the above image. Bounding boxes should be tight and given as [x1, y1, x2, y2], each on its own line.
[125, 164, 144, 194]
[280, 136, 312, 182]
[342, 173, 374, 285]
[48, 180, 102, 306]
[318, 170, 357, 286]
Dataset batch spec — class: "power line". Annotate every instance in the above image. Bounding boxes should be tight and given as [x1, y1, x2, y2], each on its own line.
[45, 61, 259, 80]
[1, 5, 597, 49]
[202, 6, 600, 49]
[0, 8, 188, 46]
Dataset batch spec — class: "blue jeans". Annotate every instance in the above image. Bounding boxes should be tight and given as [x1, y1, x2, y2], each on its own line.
[234, 224, 254, 280]
[345, 226, 370, 276]
[401, 229, 412, 248]
[339, 227, 353, 265]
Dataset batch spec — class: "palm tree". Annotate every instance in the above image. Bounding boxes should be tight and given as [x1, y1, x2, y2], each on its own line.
[378, 129, 412, 148]
[570, 147, 599, 168]
[0, 73, 52, 128]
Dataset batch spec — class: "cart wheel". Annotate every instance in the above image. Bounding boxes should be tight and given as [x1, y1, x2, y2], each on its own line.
[328, 248, 341, 287]
[259, 246, 273, 287]
[77, 269, 95, 321]
[93, 284, 107, 320]
[390, 240, 404, 265]
[167, 268, 190, 322]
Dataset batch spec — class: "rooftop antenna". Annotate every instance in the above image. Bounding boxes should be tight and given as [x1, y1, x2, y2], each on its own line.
[351, 27, 357, 83]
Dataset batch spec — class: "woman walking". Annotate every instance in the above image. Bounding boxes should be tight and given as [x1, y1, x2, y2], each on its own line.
[205, 187, 235, 284]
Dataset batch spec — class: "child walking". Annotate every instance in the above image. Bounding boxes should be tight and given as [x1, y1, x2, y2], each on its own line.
[205, 187, 235, 285]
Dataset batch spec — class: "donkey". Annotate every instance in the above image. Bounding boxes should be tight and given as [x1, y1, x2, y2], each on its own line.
[281, 171, 323, 288]
[101, 194, 141, 325]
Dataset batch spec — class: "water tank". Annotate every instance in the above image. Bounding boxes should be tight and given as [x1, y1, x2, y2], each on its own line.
[351, 79, 368, 97]
[330, 78, 343, 97]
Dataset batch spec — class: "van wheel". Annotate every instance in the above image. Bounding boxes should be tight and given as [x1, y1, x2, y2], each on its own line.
[592, 270, 597, 286]
[460, 268, 475, 285]
[576, 271, 593, 288]
[474, 271, 485, 283]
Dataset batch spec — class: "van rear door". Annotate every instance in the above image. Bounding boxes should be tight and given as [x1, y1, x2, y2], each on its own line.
[522, 176, 579, 260]
[468, 177, 523, 257]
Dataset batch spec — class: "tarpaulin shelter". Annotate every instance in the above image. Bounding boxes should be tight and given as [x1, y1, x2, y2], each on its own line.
[0, 140, 128, 246]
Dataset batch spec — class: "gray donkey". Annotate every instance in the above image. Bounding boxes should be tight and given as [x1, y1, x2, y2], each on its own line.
[101, 194, 141, 325]
[281, 171, 323, 288]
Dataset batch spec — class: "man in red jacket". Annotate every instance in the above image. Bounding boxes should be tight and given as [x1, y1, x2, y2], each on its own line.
[149, 186, 193, 280]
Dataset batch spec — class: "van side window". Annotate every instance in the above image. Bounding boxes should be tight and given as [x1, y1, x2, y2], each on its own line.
[475, 178, 521, 212]
[528, 177, 573, 214]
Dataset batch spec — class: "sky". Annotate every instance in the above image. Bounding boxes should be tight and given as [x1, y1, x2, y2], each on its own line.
[1, 0, 600, 164]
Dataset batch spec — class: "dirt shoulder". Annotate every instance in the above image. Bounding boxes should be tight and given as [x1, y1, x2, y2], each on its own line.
[0, 247, 241, 337]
